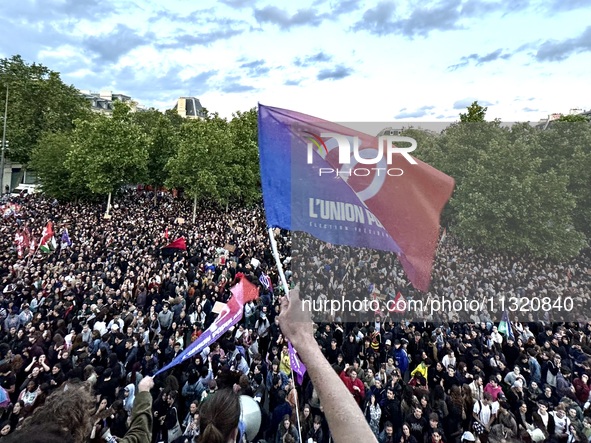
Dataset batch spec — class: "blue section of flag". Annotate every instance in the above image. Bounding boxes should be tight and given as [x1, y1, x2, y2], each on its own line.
[258, 104, 401, 253]
[258, 104, 292, 230]
[498, 310, 515, 341]
[61, 229, 72, 247]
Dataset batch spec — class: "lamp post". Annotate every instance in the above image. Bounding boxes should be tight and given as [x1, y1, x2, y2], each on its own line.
[0, 85, 8, 194]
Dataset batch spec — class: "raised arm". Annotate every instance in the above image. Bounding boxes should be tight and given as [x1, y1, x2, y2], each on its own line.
[279, 288, 377, 443]
[119, 376, 155, 443]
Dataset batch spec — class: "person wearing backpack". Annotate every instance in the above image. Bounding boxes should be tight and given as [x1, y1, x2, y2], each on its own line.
[472, 393, 496, 443]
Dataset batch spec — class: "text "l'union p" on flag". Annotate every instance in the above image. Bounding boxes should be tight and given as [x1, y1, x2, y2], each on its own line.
[258, 104, 455, 291]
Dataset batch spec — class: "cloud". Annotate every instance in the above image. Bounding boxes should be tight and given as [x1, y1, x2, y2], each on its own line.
[534, 26, 591, 61]
[448, 48, 512, 70]
[284, 79, 303, 86]
[453, 98, 493, 109]
[353, 0, 524, 38]
[219, 75, 256, 93]
[522, 107, 539, 112]
[352, 1, 397, 36]
[331, 0, 362, 15]
[155, 19, 246, 49]
[240, 59, 271, 77]
[317, 65, 353, 80]
[83, 24, 153, 62]
[547, 0, 589, 12]
[0, 0, 115, 22]
[294, 51, 332, 67]
[394, 105, 435, 119]
[254, 6, 328, 29]
[220, 0, 257, 8]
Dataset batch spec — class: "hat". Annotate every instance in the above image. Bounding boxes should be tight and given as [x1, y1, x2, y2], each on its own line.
[512, 379, 523, 389]
[385, 339, 392, 346]
[461, 431, 476, 442]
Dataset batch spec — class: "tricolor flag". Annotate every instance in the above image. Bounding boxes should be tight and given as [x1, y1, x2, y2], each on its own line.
[498, 310, 515, 341]
[154, 274, 259, 376]
[61, 228, 72, 249]
[39, 222, 55, 253]
[258, 105, 454, 291]
[259, 272, 273, 293]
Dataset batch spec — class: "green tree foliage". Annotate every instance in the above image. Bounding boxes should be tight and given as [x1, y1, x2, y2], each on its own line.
[535, 121, 591, 238]
[65, 101, 148, 196]
[29, 132, 91, 200]
[557, 114, 589, 123]
[0, 55, 91, 164]
[131, 109, 180, 188]
[166, 109, 260, 207]
[166, 114, 233, 205]
[227, 108, 260, 205]
[459, 100, 488, 123]
[449, 125, 586, 259]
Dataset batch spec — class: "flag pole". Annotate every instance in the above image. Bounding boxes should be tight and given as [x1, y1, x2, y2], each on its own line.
[267, 227, 289, 296]
[267, 227, 302, 443]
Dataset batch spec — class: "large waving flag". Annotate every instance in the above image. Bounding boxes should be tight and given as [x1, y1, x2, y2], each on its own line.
[258, 105, 455, 291]
[154, 274, 259, 376]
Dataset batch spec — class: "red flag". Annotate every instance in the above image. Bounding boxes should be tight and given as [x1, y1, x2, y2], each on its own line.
[163, 237, 186, 250]
[389, 292, 407, 313]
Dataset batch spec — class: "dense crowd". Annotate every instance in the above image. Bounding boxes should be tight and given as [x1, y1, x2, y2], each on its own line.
[0, 190, 590, 443]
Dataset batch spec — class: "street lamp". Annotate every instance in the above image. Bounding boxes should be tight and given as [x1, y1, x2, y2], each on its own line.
[0, 85, 8, 194]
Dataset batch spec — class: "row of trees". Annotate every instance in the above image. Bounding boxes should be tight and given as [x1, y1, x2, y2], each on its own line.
[1, 56, 261, 212]
[409, 102, 591, 260]
[2, 56, 590, 261]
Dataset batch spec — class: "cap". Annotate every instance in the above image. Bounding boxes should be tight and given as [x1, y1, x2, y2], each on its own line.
[385, 339, 392, 346]
[461, 431, 476, 442]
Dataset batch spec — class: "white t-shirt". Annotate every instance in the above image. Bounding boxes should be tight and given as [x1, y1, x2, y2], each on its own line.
[473, 401, 494, 426]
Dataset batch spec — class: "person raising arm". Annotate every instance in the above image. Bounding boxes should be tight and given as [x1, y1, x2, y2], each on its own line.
[278, 287, 378, 443]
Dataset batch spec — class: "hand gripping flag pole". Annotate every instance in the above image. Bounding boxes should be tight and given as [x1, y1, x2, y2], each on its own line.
[267, 227, 302, 443]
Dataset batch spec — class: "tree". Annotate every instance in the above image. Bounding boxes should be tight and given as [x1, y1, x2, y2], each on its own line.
[226, 108, 260, 205]
[29, 132, 92, 201]
[452, 127, 586, 259]
[557, 114, 589, 123]
[166, 114, 234, 221]
[65, 101, 147, 211]
[459, 101, 487, 123]
[535, 121, 591, 238]
[0, 55, 91, 164]
[131, 109, 180, 189]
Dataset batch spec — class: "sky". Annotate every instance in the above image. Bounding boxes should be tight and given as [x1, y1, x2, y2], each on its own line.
[0, 0, 590, 124]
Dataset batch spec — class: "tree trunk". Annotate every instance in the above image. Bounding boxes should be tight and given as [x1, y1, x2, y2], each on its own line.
[192, 195, 197, 224]
[106, 192, 112, 216]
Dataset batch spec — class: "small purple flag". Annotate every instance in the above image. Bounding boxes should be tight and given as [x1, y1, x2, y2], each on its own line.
[288, 341, 307, 385]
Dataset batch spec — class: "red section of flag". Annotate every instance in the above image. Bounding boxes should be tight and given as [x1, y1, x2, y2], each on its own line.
[40, 221, 53, 247]
[230, 273, 260, 304]
[163, 237, 186, 250]
[389, 292, 407, 313]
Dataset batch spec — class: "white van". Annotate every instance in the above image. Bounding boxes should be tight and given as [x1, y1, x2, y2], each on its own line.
[10, 184, 41, 197]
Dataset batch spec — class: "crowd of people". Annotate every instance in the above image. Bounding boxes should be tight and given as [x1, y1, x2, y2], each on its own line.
[0, 189, 589, 443]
